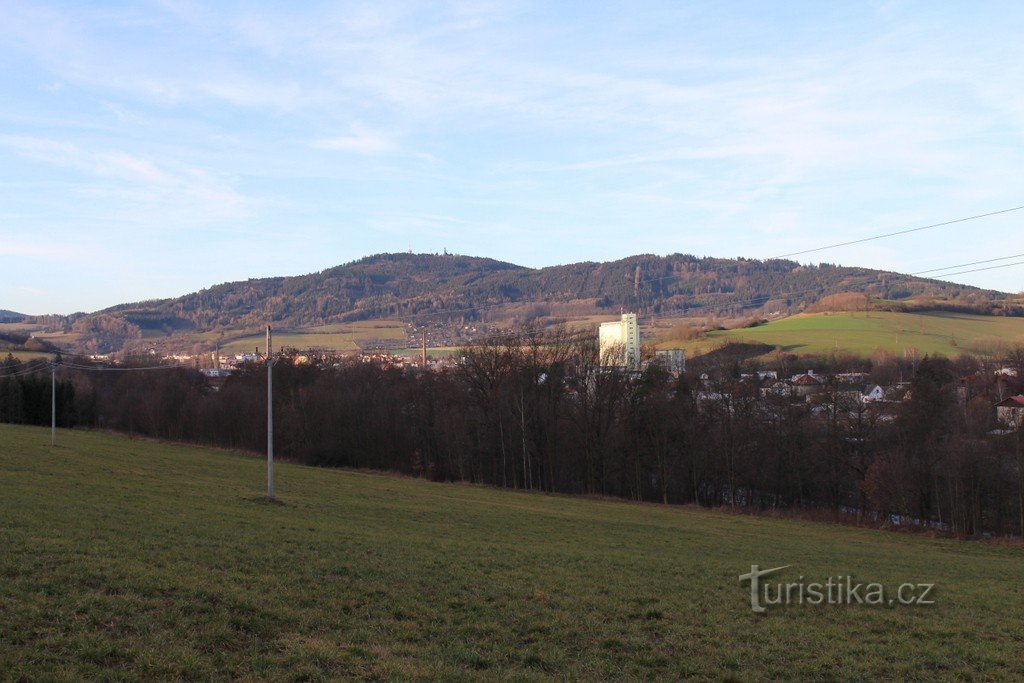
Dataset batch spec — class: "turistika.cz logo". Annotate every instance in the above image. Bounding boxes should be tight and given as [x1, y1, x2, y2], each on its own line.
[739, 565, 935, 613]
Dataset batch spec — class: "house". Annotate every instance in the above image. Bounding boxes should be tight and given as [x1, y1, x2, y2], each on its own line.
[884, 383, 911, 403]
[760, 378, 791, 397]
[696, 391, 730, 405]
[653, 348, 686, 375]
[995, 395, 1024, 429]
[790, 372, 824, 398]
[861, 385, 886, 403]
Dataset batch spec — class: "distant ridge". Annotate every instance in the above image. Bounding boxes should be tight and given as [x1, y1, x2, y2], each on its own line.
[0, 310, 26, 323]
[15, 252, 1024, 353]
[100, 251, 1013, 325]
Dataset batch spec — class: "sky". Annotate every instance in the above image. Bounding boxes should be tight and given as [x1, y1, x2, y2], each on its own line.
[1, 0, 1023, 315]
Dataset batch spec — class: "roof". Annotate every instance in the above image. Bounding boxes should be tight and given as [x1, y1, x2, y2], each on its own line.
[995, 395, 1024, 408]
[791, 374, 823, 386]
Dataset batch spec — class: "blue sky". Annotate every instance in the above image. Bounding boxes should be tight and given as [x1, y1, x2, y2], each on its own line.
[2, 1, 1023, 314]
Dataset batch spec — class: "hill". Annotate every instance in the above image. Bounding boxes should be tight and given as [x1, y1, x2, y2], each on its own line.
[0, 309, 26, 323]
[14, 252, 1022, 354]
[2, 424, 1023, 679]
[0, 327, 62, 361]
[666, 310, 1024, 358]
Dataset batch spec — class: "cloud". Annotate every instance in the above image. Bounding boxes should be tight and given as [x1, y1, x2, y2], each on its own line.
[313, 125, 399, 155]
[3, 0, 1024, 305]
[0, 240, 103, 264]
[0, 134, 253, 222]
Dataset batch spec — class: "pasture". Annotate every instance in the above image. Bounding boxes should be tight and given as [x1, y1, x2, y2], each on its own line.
[217, 321, 408, 354]
[661, 311, 1024, 358]
[2, 425, 1022, 679]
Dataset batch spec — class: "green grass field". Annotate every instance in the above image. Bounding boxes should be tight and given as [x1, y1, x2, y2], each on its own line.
[660, 310, 1024, 358]
[2, 424, 1023, 679]
[217, 321, 408, 354]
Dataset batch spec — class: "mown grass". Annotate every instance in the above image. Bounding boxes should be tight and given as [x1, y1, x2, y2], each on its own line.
[660, 310, 1024, 358]
[2, 424, 1023, 679]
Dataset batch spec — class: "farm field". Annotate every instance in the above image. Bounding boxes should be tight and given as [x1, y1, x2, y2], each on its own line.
[0, 323, 46, 333]
[0, 350, 57, 362]
[214, 321, 408, 354]
[660, 310, 1024, 358]
[2, 424, 1023, 679]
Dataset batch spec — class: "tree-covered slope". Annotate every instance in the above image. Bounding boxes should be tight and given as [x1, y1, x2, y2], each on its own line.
[20, 252, 1020, 353]
[99, 252, 1015, 330]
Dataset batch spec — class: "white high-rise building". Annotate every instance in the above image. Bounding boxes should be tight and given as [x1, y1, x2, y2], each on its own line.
[599, 313, 640, 369]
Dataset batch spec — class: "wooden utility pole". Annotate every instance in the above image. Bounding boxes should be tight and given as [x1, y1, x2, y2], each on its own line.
[266, 325, 274, 500]
[421, 331, 427, 368]
[50, 362, 56, 447]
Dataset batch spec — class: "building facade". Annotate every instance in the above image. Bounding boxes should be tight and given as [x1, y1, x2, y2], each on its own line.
[995, 395, 1024, 429]
[654, 348, 686, 375]
[599, 313, 640, 369]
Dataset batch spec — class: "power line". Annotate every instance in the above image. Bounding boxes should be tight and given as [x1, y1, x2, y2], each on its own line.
[772, 205, 1024, 259]
[639, 255, 1024, 323]
[389, 206, 1024, 324]
[14, 206, 1017, 339]
[12, 205, 1024, 358]
[58, 361, 197, 372]
[400, 253, 1023, 326]
[909, 252, 1024, 276]
[920, 260, 1024, 279]
[0, 364, 52, 378]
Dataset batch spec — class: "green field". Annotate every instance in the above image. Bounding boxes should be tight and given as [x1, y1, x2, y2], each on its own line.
[2, 425, 1023, 678]
[661, 311, 1024, 358]
[217, 321, 407, 354]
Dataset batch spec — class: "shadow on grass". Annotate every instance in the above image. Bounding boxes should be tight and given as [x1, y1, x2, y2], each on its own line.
[243, 495, 290, 507]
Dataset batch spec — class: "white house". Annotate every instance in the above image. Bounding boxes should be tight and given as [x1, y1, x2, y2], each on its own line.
[861, 385, 886, 403]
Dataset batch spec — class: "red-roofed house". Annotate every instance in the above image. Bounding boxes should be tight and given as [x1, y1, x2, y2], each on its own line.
[995, 395, 1024, 429]
[791, 372, 824, 398]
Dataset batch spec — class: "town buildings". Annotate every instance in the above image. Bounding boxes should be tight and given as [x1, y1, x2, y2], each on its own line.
[654, 348, 686, 375]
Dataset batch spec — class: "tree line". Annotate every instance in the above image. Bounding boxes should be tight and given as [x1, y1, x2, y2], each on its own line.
[2, 338, 1023, 538]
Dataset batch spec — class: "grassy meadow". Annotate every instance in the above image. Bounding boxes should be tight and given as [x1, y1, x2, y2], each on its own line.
[214, 321, 407, 355]
[660, 310, 1024, 358]
[2, 425, 1024, 679]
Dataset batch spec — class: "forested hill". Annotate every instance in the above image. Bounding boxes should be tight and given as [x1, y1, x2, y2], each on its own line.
[83, 252, 1016, 334]
[0, 310, 26, 323]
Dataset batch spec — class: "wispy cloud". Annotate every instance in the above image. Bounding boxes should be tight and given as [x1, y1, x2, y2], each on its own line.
[313, 124, 399, 155]
[0, 239, 103, 264]
[0, 134, 252, 222]
[2, 1, 1024, 312]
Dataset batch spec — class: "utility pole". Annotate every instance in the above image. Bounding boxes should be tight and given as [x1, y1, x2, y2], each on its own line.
[266, 325, 274, 500]
[421, 331, 427, 368]
[1017, 426, 1022, 538]
[50, 362, 56, 447]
